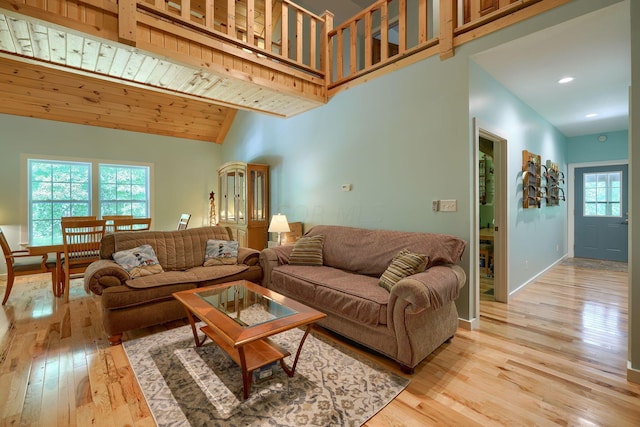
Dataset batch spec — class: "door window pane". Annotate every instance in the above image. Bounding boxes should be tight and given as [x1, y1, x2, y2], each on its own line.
[583, 172, 622, 217]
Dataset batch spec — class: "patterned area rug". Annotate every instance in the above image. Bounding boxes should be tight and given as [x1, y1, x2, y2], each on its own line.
[123, 324, 409, 426]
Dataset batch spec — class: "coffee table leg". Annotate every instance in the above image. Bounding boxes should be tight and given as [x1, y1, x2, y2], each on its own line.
[281, 324, 313, 377]
[184, 308, 207, 347]
[237, 347, 251, 399]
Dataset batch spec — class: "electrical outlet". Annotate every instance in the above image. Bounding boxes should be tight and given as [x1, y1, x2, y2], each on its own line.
[432, 200, 439, 211]
[440, 199, 457, 212]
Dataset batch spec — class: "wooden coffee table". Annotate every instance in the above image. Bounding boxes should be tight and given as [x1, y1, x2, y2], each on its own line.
[173, 280, 326, 399]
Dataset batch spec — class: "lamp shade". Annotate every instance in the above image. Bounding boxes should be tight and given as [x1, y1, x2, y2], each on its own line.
[268, 214, 290, 233]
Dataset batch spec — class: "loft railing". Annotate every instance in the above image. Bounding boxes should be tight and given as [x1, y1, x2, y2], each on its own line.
[327, 0, 566, 88]
[116, 0, 571, 95]
[121, 0, 332, 77]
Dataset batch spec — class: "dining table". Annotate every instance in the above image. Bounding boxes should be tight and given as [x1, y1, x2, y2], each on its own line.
[26, 242, 65, 300]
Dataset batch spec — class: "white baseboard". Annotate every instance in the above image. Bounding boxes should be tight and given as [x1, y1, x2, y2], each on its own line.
[628, 362, 640, 384]
[509, 255, 568, 298]
[458, 317, 479, 330]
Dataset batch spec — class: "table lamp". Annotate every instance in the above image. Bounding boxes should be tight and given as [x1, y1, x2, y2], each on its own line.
[268, 214, 290, 245]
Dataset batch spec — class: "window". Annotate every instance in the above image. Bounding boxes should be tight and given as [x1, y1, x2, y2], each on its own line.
[28, 158, 151, 245]
[99, 164, 149, 218]
[583, 171, 621, 217]
[29, 160, 92, 245]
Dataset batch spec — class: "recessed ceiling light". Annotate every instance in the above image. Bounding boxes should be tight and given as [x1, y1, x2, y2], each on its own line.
[558, 76, 574, 84]
[585, 113, 598, 118]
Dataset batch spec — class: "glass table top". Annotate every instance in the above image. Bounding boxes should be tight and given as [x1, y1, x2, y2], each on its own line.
[196, 283, 296, 327]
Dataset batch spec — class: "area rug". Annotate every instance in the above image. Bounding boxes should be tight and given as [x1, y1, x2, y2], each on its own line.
[123, 324, 409, 427]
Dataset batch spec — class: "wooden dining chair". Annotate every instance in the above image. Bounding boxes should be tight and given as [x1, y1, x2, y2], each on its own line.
[61, 219, 106, 303]
[61, 215, 97, 221]
[1, 227, 57, 305]
[112, 217, 152, 232]
[177, 213, 191, 230]
[103, 215, 133, 232]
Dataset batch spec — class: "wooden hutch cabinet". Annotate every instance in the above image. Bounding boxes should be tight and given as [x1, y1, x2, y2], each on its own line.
[217, 162, 269, 250]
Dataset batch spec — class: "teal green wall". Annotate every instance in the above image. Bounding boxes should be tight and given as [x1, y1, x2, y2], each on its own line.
[0, 114, 222, 274]
[469, 62, 568, 294]
[223, 0, 622, 322]
[567, 130, 628, 163]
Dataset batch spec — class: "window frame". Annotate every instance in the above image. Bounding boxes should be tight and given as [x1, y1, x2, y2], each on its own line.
[21, 154, 154, 244]
[582, 170, 622, 218]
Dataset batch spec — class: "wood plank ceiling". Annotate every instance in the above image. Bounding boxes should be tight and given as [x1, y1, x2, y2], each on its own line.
[0, 3, 325, 143]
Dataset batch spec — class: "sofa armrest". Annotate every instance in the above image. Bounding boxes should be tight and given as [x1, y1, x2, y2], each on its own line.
[259, 245, 294, 287]
[84, 260, 131, 296]
[389, 264, 465, 314]
[238, 247, 260, 266]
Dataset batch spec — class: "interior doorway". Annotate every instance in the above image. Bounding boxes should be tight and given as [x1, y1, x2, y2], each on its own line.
[474, 120, 508, 309]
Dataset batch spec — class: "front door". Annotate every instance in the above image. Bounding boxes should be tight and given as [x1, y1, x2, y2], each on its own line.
[574, 164, 628, 261]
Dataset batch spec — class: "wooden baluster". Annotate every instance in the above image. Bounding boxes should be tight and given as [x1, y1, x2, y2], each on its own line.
[205, 0, 214, 29]
[296, 10, 303, 62]
[264, 0, 272, 52]
[364, 11, 372, 68]
[247, 0, 255, 46]
[181, 0, 190, 21]
[380, 1, 388, 61]
[349, 20, 357, 75]
[336, 28, 343, 80]
[281, 2, 288, 58]
[227, 0, 235, 38]
[309, 18, 316, 69]
[439, 0, 456, 59]
[398, 0, 406, 53]
[418, 0, 428, 43]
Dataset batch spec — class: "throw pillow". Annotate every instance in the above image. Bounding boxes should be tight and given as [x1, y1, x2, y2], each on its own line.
[113, 244, 163, 278]
[379, 249, 429, 292]
[204, 239, 239, 266]
[288, 234, 325, 266]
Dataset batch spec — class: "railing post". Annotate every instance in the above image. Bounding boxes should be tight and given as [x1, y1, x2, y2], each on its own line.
[118, 0, 137, 46]
[439, 0, 456, 59]
[321, 10, 334, 88]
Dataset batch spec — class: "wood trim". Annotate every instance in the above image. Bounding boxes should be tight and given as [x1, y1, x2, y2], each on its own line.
[217, 108, 237, 143]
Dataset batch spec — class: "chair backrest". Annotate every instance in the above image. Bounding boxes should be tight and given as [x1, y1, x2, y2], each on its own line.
[103, 215, 134, 232]
[61, 215, 97, 222]
[177, 213, 191, 230]
[61, 219, 107, 267]
[113, 217, 152, 232]
[0, 227, 12, 261]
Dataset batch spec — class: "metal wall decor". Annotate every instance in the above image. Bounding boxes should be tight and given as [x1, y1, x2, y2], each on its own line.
[522, 150, 541, 208]
[542, 160, 565, 206]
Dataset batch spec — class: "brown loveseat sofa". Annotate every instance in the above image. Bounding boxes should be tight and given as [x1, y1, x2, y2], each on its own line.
[260, 225, 466, 373]
[84, 226, 262, 344]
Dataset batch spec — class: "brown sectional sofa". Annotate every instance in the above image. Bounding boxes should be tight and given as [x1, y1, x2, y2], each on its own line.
[259, 225, 467, 373]
[84, 226, 262, 344]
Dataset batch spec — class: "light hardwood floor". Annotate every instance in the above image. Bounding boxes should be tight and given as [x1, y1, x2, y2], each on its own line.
[1, 261, 639, 426]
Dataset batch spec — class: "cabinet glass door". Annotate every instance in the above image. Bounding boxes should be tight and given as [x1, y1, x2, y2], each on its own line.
[225, 171, 236, 221]
[236, 170, 245, 224]
[250, 169, 267, 222]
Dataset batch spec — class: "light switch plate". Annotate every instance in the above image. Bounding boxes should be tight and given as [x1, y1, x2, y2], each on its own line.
[440, 199, 457, 212]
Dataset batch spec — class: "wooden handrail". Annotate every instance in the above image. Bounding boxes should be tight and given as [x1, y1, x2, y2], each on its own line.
[125, 0, 328, 77]
[327, 0, 567, 86]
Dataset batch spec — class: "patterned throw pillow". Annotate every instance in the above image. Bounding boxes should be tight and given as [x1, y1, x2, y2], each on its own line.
[113, 244, 163, 278]
[204, 239, 239, 266]
[288, 234, 325, 266]
[379, 249, 429, 292]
